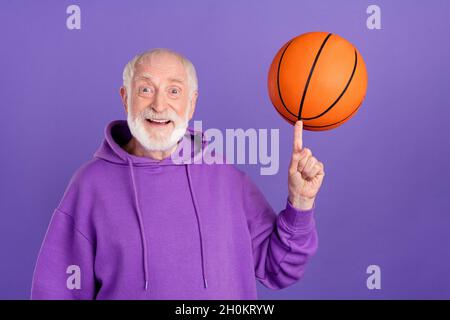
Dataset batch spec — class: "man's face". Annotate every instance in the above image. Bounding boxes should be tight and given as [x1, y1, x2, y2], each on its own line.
[122, 53, 197, 151]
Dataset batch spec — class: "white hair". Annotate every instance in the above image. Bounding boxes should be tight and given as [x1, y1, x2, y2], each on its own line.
[122, 48, 198, 102]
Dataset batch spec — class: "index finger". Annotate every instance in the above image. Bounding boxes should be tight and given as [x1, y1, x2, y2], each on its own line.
[293, 120, 303, 153]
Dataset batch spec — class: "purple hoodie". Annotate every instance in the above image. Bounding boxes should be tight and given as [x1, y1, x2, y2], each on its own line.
[31, 120, 318, 300]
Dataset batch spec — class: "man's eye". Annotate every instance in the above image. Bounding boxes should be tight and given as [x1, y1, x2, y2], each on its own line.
[170, 88, 180, 95]
[140, 87, 153, 94]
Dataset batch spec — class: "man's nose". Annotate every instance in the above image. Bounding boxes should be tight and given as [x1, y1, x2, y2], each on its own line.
[152, 91, 167, 112]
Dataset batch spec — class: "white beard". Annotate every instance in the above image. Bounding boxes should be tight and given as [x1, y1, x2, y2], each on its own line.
[127, 104, 190, 152]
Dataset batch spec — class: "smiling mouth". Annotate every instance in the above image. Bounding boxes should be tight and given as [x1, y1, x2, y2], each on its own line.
[146, 119, 172, 126]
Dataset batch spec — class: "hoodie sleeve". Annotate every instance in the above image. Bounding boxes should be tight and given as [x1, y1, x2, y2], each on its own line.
[241, 173, 318, 290]
[31, 208, 96, 300]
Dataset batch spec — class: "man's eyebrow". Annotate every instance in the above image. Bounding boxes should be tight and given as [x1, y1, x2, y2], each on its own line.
[136, 73, 186, 85]
[167, 77, 186, 85]
[136, 73, 155, 81]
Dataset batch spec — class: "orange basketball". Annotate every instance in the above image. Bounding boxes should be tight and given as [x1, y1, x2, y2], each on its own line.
[268, 31, 368, 131]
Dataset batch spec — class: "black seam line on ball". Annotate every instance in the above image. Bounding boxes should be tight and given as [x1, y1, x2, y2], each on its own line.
[302, 49, 358, 120]
[303, 99, 363, 128]
[276, 40, 297, 120]
[297, 33, 332, 121]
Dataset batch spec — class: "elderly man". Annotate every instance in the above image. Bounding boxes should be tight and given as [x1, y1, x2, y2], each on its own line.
[31, 48, 325, 299]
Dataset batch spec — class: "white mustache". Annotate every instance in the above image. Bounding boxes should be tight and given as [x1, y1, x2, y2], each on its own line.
[138, 108, 180, 123]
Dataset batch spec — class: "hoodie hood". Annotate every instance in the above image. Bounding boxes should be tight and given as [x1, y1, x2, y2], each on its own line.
[93, 120, 209, 291]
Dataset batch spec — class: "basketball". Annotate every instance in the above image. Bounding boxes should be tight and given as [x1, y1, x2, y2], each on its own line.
[267, 31, 368, 131]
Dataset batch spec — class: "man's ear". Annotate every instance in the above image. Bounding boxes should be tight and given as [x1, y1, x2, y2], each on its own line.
[188, 90, 198, 120]
[120, 86, 128, 113]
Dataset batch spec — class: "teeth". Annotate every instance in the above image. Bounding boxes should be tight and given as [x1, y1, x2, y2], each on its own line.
[149, 119, 169, 123]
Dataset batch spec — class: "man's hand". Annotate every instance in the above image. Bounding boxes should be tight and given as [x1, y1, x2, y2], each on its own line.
[288, 121, 325, 210]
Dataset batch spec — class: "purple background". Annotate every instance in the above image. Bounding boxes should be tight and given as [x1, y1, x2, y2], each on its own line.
[1, 0, 449, 299]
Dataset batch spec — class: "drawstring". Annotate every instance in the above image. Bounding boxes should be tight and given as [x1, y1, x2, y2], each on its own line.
[127, 157, 150, 291]
[127, 157, 208, 291]
[185, 164, 208, 289]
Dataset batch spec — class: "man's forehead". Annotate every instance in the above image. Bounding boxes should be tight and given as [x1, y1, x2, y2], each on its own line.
[135, 54, 186, 80]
